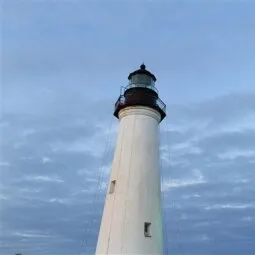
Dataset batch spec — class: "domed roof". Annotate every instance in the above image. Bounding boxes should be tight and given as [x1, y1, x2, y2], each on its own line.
[128, 64, 157, 82]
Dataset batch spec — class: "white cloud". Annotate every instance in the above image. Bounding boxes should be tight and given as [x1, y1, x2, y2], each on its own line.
[22, 128, 36, 137]
[160, 141, 203, 165]
[24, 175, 64, 183]
[72, 187, 97, 196]
[20, 156, 35, 160]
[234, 179, 249, 184]
[13, 231, 56, 239]
[14, 141, 26, 149]
[49, 198, 70, 204]
[162, 169, 206, 191]
[86, 177, 98, 183]
[19, 188, 42, 193]
[162, 118, 211, 134]
[41, 156, 52, 164]
[182, 193, 201, 199]
[242, 216, 255, 222]
[174, 144, 203, 155]
[220, 113, 255, 133]
[50, 134, 108, 157]
[77, 168, 90, 176]
[205, 203, 255, 210]
[0, 121, 9, 128]
[0, 194, 8, 200]
[49, 121, 116, 158]
[100, 164, 111, 176]
[0, 161, 10, 167]
[96, 121, 118, 136]
[162, 178, 206, 190]
[200, 234, 210, 241]
[77, 164, 110, 179]
[160, 147, 190, 167]
[218, 149, 255, 160]
[68, 139, 103, 156]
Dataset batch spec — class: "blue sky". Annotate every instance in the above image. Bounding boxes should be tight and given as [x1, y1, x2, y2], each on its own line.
[1, 0, 255, 254]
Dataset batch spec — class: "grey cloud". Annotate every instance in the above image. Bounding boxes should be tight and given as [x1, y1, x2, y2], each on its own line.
[1, 1, 255, 254]
[157, 92, 255, 255]
[1, 106, 114, 253]
[1, 92, 255, 254]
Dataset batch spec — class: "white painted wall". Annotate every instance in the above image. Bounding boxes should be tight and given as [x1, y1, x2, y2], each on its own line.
[96, 106, 164, 255]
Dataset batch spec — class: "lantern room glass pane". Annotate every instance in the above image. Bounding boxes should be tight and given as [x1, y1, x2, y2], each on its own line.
[130, 74, 153, 86]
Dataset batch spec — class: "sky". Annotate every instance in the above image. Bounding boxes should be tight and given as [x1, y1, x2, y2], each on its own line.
[1, 0, 255, 254]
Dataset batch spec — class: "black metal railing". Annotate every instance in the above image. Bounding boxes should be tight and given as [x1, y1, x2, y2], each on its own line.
[114, 94, 166, 119]
[124, 83, 158, 94]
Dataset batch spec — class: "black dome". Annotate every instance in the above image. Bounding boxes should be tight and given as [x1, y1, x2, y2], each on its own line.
[128, 64, 157, 82]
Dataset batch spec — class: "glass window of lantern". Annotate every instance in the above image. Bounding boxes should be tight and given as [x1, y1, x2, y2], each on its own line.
[131, 74, 152, 86]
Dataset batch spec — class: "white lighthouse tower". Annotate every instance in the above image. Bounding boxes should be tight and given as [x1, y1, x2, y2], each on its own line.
[96, 64, 166, 255]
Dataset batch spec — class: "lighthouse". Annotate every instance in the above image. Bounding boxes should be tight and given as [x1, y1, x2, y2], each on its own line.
[95, 64, 166, 254]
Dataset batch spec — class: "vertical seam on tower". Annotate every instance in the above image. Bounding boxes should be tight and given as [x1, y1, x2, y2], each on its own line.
[106, 119, 126, 254]
[120, 113, 137, 253]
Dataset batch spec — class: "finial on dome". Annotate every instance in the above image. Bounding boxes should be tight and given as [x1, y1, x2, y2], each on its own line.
[140, 63, 146, 70]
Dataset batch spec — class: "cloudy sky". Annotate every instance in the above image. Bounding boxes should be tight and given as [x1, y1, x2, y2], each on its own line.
[1, 0, 255, 254]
